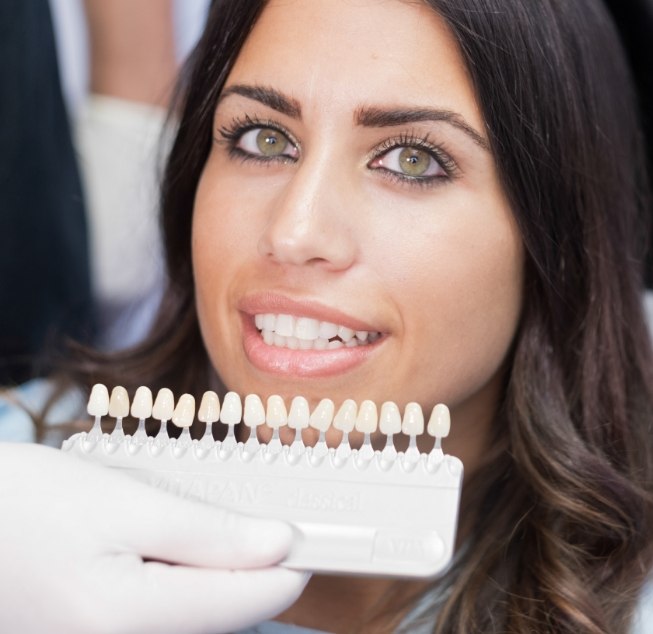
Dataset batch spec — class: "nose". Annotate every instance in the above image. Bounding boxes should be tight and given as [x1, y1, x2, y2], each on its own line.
[257, 159, 358, 271]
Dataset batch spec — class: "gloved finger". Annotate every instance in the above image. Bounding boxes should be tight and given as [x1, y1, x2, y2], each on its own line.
[106, 479, 294, 568]
[114, 562, 309, 634]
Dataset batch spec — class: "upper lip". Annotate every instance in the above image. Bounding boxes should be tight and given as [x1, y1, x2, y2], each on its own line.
[238, 292, 383, 333]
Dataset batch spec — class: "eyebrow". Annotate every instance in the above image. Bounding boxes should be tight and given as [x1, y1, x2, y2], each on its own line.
[219, 84, 301, 118]
[355, 106, 490, 151]
[219, 83, 489, 151]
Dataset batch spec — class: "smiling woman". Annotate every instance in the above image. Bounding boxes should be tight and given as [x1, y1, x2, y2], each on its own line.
[191, 1, 522, 470]
[60, 0, 653, 632]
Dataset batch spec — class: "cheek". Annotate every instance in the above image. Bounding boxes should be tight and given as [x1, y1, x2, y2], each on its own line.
[374, 204, 523, 407]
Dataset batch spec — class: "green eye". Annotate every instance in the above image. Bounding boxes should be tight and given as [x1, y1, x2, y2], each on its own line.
[369, 143, 447, 183]
[229, 125, 298, 161]
[397, 147, 431, 177]
[255, 128, 289, 156]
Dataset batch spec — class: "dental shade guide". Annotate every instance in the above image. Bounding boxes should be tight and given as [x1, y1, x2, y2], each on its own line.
[62, 384, 463, 579]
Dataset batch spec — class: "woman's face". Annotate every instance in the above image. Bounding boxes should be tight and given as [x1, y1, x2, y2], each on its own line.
[193, 0, 523, 457]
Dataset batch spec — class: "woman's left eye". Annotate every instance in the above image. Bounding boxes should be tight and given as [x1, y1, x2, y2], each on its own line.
[236, 127, 299, 160]
[369, 146, 447, 180]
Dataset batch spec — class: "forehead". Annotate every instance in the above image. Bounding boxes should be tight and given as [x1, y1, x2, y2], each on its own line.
[226, 0, 483, 129]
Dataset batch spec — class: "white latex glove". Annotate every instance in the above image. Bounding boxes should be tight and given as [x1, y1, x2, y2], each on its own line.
[0, 443, 308, 634]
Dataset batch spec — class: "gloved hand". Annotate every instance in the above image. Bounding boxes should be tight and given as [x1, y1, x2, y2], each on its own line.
[0, 442, 308, 634]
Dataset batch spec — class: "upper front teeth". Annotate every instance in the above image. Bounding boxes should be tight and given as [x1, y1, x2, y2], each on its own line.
[254, 313, 380, 347]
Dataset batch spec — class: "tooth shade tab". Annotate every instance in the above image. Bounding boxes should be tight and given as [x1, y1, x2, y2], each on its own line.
[428, 404, 451, 438]
[310, 399, 335, 432]
[171, 393, 195, 428]
[152, 388, 174, 422]
[244, 394, 265, 427]
[131, 386, 153, 419]
[355, 400, 378, 434]
[379, 401, 402, 435]
[333, 399, 357, 433]
[108, 386, 130, 418]
[87, 384, 110, 417]
[288, 396, 310, 430]
[402, 402, 425, 436]
[220, 391, 242, 425]
[266, 395, 288, 429]
[198, 391, 220, 424]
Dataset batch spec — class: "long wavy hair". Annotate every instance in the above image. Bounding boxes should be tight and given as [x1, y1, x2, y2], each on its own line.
[72, 0, 653, 632]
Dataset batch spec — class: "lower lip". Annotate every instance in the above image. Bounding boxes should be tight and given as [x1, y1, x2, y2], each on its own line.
[241, 315, 383, 378]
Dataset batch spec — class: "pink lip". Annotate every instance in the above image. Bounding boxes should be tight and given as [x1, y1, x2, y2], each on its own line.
[238, 292, 385, 378]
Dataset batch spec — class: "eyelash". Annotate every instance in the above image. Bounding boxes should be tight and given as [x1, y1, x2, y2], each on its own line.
[215, 117, 459, 187]
[367, 132, 458, 189]
[217, 115, 299, 164]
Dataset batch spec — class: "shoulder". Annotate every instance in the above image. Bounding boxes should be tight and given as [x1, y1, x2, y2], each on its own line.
[235, 622, 332, 634]
[0, 379, 85, 445]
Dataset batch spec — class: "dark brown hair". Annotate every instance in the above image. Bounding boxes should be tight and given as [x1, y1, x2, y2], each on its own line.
[72, 0, 653, 632]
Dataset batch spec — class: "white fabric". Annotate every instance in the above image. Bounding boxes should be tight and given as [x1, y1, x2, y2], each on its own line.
[74, 94, 168, 348]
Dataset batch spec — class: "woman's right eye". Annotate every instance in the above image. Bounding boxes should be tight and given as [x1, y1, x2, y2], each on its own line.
[234, 127, 299, 161]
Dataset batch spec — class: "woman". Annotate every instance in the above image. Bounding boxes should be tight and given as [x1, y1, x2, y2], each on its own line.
[3, 0, 652, 632]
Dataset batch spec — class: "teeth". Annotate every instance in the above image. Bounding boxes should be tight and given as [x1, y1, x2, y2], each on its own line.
[220, 391, 242, 425]
[402, 402, 424, 435]
[295, 317, 320, 340]
[355, 400, 378, 434]
[275, 314, 295, 337]
[87, 384, 109, 417]
[379, 401, 402, 435]
[172, 393, 195, 428]
[255, 313, 381, 350]
[243, 394, 265, 427]
[152, 388, 174, 422]
[319, 321, 339, 339]
[266, 395, 287, 428]
[288, 396, 310, 429]
[310, 398, 335, 432]
[428, 403, 451, 438]
[108, 386, 129, 418]
[198, 391, 220, 424]
[130, 386, 153, 419]
[333, 399, 357, 432]
[337, 326, 355, 342]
